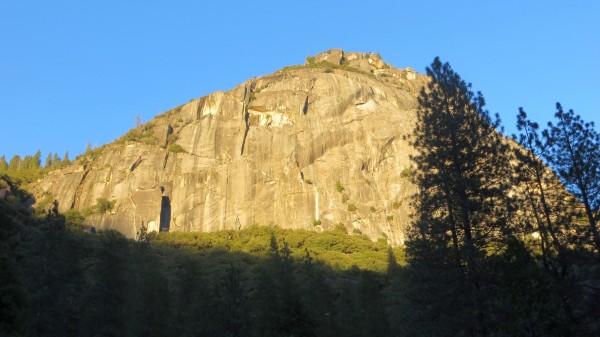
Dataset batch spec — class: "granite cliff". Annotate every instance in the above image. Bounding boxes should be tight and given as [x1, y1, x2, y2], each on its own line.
[32, 49, 428, 245]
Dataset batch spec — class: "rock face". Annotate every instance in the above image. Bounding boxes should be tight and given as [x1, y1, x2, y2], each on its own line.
[31, 50, 429, 245]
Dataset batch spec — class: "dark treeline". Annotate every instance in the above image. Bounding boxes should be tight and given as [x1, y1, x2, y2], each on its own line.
[1, 178, 399, 337]
[2, 57, 600, 336]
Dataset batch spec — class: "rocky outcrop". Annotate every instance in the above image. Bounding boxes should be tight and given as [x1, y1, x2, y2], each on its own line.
[31, 50, 429, 245]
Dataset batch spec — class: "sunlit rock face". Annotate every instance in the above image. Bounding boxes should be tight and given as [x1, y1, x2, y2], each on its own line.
[31, 50, 428, 245]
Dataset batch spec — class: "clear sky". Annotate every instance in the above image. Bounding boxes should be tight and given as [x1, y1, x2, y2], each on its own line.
[1, 0, 598, 161]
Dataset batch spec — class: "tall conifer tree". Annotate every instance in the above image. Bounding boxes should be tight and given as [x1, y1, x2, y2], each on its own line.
[0, 155, 7, 174]
[543, 103, 600, 253]
[408, 57, 514, 273]
[44, 153, 53, 168]
[513, 108, 573, 275]
[7, 155, 21, 173]
[406, 57, 515, 335]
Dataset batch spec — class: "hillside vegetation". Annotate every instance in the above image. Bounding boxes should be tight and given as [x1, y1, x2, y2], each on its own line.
[151, 226, 405, 273]
[1, 176, 403, 337]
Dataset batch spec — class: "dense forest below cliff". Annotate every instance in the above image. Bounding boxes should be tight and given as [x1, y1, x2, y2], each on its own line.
[1, 174, 595, 337]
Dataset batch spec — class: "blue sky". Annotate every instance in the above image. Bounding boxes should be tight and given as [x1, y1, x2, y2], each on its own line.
[1, 0, 598, 160]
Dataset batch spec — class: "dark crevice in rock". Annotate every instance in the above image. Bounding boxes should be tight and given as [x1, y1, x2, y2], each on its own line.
[162, 152, 169, 170]
[240, 84, 252, 155]
[159, 196, 171, 232]
[303, 95, 309, 115]
[129, 156, 142, 172]
[165, 124, 174, 148]
[70, 168, 91, 210]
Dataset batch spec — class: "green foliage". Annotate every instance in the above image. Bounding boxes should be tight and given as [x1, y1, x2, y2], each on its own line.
[77, 145, 106, 165]
[312, 218, 321, 227]
[334, 223, 347, 232]
[151, 226, 403, 272]
[336, 180, 345, 193]
[43, 153, 52, 168]
[63, 210, 86, 229]
[0, 155, 7, 174]
[122, 128, 143, 142]
[0, 250, 26, 336]
[400, 167, 413, 178]
[347, 203, 357, 212]
[116, 122, 157, 145]
[1, 151, 44, 184]
[96, 198, 116, 213]
[166, 133, 177, 143]
[82, 198, 116, 216]
[386, 215, 394, 222]
[34, 193, 54, 215]
[391, 200, 402, 209]
[369, 206, 377, 213]
[168, 143, 186, 153]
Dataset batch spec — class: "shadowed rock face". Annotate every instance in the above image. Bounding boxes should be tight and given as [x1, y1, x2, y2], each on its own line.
[31, 50, 428, 245]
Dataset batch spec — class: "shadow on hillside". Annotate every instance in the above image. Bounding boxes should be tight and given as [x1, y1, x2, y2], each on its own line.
[2, 174, 599, 337]
[1, 189, 401, 337]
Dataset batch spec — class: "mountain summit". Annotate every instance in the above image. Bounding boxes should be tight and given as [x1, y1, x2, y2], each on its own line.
[32, 49, 428, 245]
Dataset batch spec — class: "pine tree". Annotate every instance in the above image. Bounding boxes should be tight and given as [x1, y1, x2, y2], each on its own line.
[213, 264, 249, 337]
[63, 151, 70, 163]
[543, 103, 600, 253]
[408, 57, 514, 272]
[173, 257, 210, 337]
[0, 155, 7, 174]
[0, 198, 27, 336]
[132, 247, 172, 337]
[44, 153, 53, 168]
[406, 57, 515, 335]
[136, 221, 148, 245]
[32, 150, 41, 169]
[80, 231, 133, 337]
[513, 108, 573, 275]
[254, 235, 312, 337]
[7, 155, 21, 173]
[298, 250, 335, 337]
